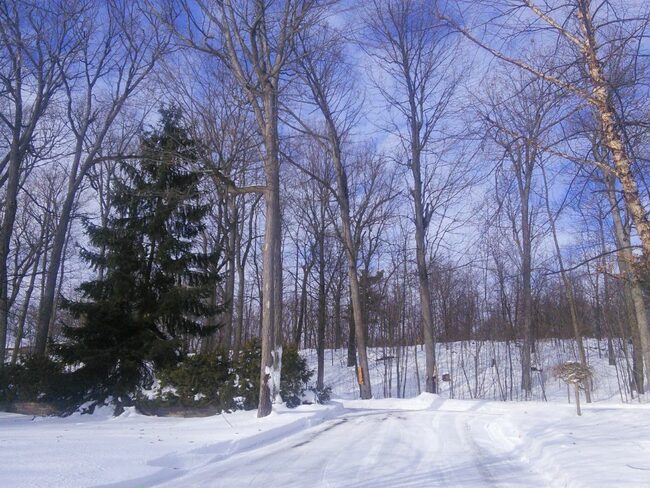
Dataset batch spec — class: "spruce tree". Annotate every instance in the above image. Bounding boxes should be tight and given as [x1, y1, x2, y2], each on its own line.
[58, 107, 221, 409]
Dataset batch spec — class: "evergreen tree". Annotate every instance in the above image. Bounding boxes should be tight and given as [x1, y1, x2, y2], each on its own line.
[58, 107, 221, 408]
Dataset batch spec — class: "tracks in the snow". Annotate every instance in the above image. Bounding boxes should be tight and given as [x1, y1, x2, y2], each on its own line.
[156, 407, 552, 487]
[291, 418, 349, 448]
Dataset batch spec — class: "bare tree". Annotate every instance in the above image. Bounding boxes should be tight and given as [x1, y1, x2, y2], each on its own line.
[286, 138, 339, 389]
[33, 0, 168, 356]
[167, 0, 323, 416]
[364, 0, 467, 393]
[0, 0, 81, 363]
[540, 163, 591, 401]
[160, 53, 262, 353]
[289, 26, 376, 399]
[10, 167, 66, 362]
[478, 73, 554, 395]
[440, 0, 650, 274]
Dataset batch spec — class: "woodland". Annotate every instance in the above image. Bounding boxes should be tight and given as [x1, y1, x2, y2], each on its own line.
[0, 0, 649, 418]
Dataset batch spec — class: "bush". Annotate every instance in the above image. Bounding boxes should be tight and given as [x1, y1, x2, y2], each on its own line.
[312, 385, 332, 404]
[152, 340, 320, 411]
[0, 340, 326, 415]
[156, 352, 235, 411]
[232, 339, 262, 409]
[230, 340, 317, 409]
[281, 344, 314, 408]
[0, 357, 78, 409]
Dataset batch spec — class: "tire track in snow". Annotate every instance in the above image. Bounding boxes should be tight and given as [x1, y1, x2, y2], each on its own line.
[417, 410, 453, 487]
[462, 419, 498, 487]
[154, 407, 552, 487]
[463, 415, 555, 488]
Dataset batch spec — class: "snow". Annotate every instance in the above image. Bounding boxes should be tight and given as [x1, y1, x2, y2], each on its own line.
[312, 339, 632, 403]
[1, 340, 649, 487]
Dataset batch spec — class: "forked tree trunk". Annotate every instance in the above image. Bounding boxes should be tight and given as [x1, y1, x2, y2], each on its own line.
[0, 141, 22, 364]
[34, 176, 78, 356]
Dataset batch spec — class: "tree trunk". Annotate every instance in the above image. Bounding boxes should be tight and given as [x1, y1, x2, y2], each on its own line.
[520, 177, 533, 396]
[258, 89, 283, 417]
[411, 144, 438, 394]
[604, 172, 649, 391]
[234, 257, 245, 358]
[347, 301, 357, 367]
[271, 231, 283, 404]
[34, 179, 78, 356]
[0, 141, 21, 364]
[578, 1, 650, 265]
[336, 174, 372, 399]
[334, 277, 342, 350]
[542, 166, 591, 402]
[222, 195, 238, 352]
[11, 248, 41, 365]
[598, 213, 618, 368]
[294, 262, 310, 345]
[316, 233, 326, 391]
[201, 287, 220, 354]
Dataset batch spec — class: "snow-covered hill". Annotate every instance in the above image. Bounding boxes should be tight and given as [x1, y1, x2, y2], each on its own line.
[308, 338, 634, 403]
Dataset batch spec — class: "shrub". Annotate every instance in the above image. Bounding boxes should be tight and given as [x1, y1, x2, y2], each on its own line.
[232, 339, 262, 409]
[229, 340, 317, 409]
[155, 340, 318, 411]
[312, 385, 332, 404]
[156, 352, 234, 410]
[0, 356, 78, 409]
[281, 344, 314, 408]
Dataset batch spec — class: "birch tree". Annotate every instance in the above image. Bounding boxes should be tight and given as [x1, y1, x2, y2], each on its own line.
[439, 0, 650, 275]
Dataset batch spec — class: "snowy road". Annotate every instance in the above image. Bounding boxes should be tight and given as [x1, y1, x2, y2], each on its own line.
[159, 405, 549, 488]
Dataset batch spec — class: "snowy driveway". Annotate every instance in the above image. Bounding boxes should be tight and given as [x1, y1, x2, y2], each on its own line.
[3, 395, 650, 487]
[157, 405, 548, 487]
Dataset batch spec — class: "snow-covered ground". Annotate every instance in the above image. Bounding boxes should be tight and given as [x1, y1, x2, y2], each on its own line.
[312, 339, 634, 403]
[2, 341, 649, 487]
